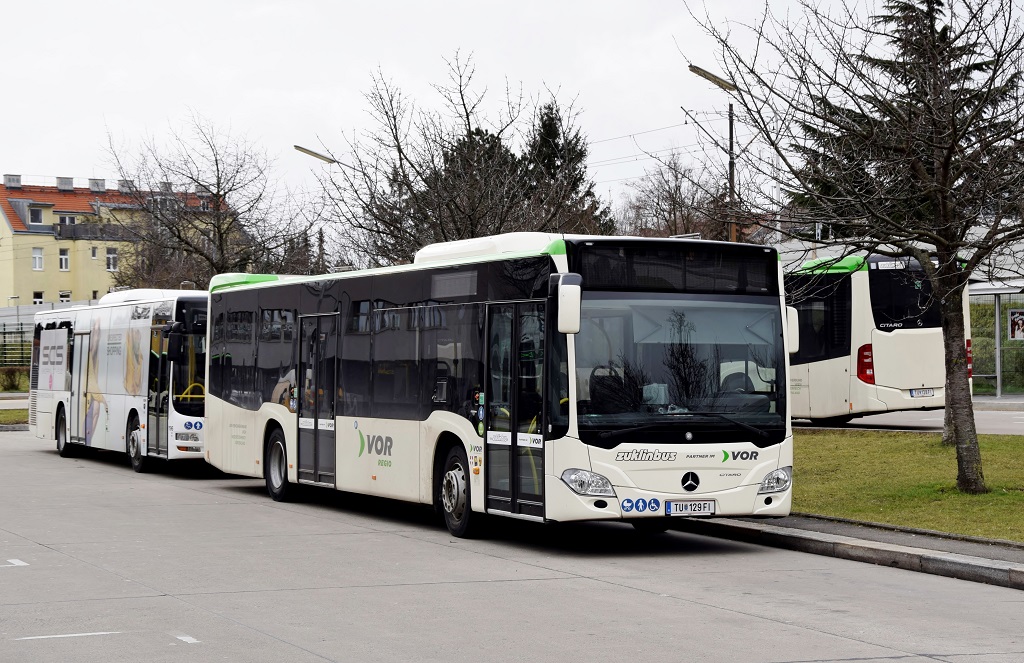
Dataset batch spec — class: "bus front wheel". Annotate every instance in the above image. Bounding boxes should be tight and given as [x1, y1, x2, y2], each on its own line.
[56, 410, 75, 458]
[440, 446, 477, 538]
[265, 428, 291, 502]
[128, 413, 149, 473]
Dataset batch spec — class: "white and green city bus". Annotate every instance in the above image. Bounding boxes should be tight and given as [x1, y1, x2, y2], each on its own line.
[29, 289, 208, 471]
[204, 233, 797, 536]
[785, 255, 971, 424]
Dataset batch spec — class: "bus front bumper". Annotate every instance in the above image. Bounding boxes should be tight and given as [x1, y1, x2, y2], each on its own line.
[543, 475, 792, 523]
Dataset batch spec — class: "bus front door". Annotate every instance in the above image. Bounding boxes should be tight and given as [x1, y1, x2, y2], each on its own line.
[147, 328, 169, 457]
[69, 332, 90, 444]
[485, 303, 545, 519]
[297, 314, 338, 486]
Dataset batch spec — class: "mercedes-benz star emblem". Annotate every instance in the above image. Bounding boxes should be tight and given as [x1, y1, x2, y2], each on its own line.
[681, 472, 700, 492]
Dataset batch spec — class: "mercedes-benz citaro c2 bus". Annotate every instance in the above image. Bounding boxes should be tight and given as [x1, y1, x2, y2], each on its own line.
[203, 233, 798, 537]
[785, 254, 970, 425]
[30, 289, 208, 472]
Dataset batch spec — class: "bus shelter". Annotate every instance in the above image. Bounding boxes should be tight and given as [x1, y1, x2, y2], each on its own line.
[969, 279, 1024, 397]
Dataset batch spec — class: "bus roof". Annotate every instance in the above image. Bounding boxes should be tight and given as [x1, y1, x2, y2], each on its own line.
[209, 233, 778, 294]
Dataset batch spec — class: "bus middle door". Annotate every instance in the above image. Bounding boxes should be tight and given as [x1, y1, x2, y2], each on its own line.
[297, 314, 338, 486]
[69, 331, 90, 444]
[485, 303, 545, 519]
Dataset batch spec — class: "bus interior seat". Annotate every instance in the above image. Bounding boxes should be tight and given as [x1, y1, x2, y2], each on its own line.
[720, 372, 755, 393]
[590, 374, 628, 413]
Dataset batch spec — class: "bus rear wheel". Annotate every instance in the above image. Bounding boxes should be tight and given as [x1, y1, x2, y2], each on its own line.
[439, 446, 476, 538]
[128, 413, 149, 473]
[56, 410, 75, 458]
[265, 428, 291, 502]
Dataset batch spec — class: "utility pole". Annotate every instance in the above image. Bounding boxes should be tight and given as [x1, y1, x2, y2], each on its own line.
[728, 102, 736, 242]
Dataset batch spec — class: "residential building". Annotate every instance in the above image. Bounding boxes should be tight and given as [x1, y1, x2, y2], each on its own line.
[0, 174, 143, 306]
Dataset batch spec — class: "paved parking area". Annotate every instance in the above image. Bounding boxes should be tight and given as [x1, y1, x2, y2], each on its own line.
[2, 431, 1023, 663]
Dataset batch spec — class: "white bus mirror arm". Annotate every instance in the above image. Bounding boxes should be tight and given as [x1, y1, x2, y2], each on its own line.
[787, 305, 800, 355]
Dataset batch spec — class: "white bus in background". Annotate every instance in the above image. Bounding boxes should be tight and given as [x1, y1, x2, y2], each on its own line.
[205, 233, 798, 537]
[785, 255, 971, 425]
[30, 289, 208, 471]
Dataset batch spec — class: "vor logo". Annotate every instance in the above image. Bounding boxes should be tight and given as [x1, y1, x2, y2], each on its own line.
[722, 450, 759, 462]
[356, 427, 393, 458]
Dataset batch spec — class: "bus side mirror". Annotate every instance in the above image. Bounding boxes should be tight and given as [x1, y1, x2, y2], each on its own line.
[166, 332, 187, 363]
[554, 273, 582, 334]
[786, 306, 800, 355]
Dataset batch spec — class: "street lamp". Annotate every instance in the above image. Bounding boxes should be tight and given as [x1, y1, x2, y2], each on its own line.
[294, 144, 338, 164]
[688, 64, 738, 243]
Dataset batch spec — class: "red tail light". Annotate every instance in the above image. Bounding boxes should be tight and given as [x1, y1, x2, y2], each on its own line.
[857, 344, 875, 384]
[966, 339, 973, 378]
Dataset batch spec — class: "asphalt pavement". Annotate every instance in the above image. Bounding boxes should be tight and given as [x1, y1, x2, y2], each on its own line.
[2, 394, 1022, 592]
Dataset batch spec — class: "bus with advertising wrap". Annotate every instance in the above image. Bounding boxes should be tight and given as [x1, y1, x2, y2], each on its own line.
[785, 254, 970, 424]
[30, 289, 208, 471]
[204, 233, 797, 537]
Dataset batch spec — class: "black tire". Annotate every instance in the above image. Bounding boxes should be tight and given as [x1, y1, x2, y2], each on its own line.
[439, 445, 476, 538]
[127, 412, 149, 473]
[631, 519, 671, 535]
[56, 409, 75, 458]
[265, 428, 291, 501]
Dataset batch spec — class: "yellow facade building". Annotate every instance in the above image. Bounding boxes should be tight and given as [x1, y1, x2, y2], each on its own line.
[0, 175, 138, 306]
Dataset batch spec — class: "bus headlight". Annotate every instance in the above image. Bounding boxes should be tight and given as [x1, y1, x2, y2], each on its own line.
[758, 466, 792, 494]
[175, 432, 200, 442]
[561, 468, 616, 497]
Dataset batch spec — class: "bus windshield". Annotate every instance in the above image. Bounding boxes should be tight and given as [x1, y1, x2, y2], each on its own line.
[171, 301, 207, 417]
[575, 293, 785, 443]
[867, 267, 941, 330]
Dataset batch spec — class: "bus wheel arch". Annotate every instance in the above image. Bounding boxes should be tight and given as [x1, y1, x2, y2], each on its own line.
[264, 422, 291, 502]
[127, 409, 149, 473]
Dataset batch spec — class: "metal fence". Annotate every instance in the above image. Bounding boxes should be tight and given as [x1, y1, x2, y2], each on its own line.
[970, 293, 1024, 395]
[0, 323, 31, 367]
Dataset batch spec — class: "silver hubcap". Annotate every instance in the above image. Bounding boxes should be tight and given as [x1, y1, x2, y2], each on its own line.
[129, 428, 141, 458]
[57, 422, 65, 450]
[441, 462, 467, 521]
[270, 441, 285, 489]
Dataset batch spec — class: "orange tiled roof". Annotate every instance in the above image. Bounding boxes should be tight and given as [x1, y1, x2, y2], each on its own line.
[0, 183, 136, 232]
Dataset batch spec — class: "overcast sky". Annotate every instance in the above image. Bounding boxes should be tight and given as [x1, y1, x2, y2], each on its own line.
[2, 0, 770, 206]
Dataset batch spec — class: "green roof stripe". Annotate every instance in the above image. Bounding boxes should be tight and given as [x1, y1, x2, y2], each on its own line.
[543, 239, 566, 256]
[209, 273, 281, 292]
[795, 255, 867, 274]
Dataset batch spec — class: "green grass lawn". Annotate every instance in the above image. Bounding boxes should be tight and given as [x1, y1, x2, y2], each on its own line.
[794, 430, 1024, 543]
[0, 409, 28, 425]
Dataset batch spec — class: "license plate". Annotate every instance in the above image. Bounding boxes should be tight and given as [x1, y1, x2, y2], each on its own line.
[910, 388, 934, 398]
[666, 500, 716, 516]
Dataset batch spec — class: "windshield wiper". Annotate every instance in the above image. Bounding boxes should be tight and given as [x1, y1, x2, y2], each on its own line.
[674, 411, 771, 440]
[597, 424, 662, 440]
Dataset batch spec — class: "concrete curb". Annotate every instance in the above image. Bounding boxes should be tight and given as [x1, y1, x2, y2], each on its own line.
[0, 424, 29, 431]
[972, 400, 1024, 412]
[674, 518, 1024, 591]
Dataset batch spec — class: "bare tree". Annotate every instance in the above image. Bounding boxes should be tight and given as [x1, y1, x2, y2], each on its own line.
[618, 151, 729, 239]
[320, 54, 611, 267]
[689, 0, 1024, 493]
[107, 115, 321, 288]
